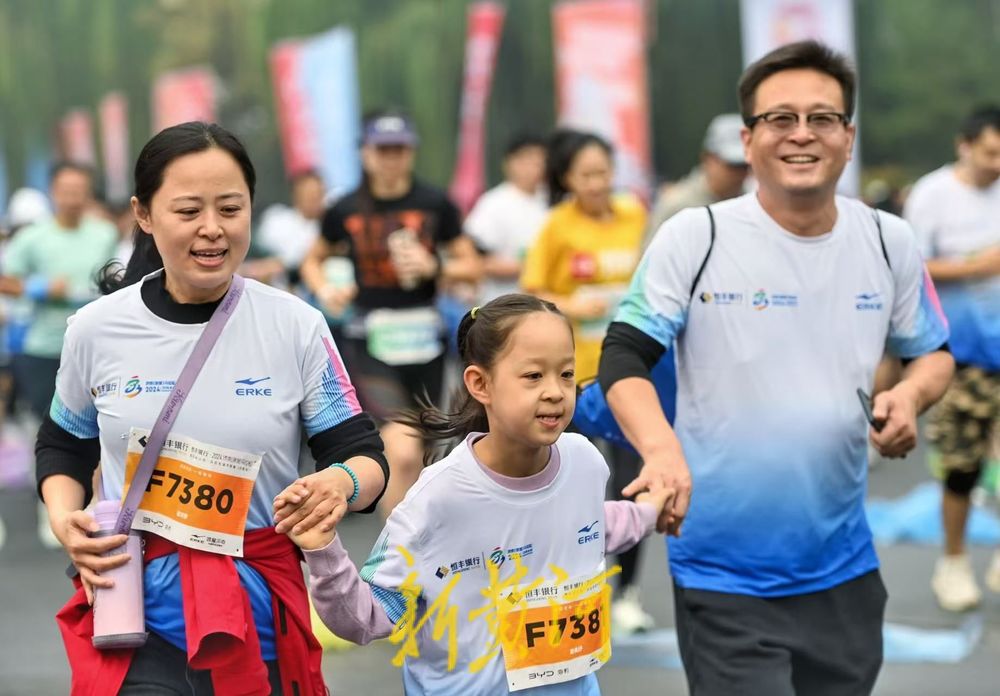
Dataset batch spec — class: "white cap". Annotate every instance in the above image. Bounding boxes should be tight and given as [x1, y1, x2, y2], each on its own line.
[703, 114, 747, 166]
[6, 188, 51, 229]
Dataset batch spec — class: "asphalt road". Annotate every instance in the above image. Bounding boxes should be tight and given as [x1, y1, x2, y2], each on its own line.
[1, 439, 998, 695]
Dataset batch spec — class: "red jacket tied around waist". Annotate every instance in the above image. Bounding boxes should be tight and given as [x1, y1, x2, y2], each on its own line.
[56, 527, 327, 696]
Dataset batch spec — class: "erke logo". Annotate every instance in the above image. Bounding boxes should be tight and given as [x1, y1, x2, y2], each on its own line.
[235, 377, 272, 396]
[578, 520, 600, 544]
[855, 292, 884, 311]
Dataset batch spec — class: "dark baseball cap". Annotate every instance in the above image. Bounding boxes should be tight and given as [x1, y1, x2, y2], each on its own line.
[362, 114, 419, 147]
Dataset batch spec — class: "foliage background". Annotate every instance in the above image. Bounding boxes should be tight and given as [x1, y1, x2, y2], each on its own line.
[0, 0, 997, 207]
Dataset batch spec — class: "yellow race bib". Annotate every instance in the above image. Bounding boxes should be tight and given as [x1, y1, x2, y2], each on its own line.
[497, 568, 612, 691]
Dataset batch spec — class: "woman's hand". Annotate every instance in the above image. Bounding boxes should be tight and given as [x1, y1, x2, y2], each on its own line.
[278, 482, 338, 551]
[50, 508, 130, 605]
[273, 466, 353, 536]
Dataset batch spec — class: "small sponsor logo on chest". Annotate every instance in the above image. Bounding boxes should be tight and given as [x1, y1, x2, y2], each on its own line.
[699, 291, 745, 305]
[748, 289, 799, 310]
[577, 520, 601, 544]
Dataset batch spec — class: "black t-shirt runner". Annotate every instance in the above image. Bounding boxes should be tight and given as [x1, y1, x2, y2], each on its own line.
[320, 181, 462, 312]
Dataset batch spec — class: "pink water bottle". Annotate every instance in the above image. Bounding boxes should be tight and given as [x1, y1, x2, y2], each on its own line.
[90, 499, 147, 649]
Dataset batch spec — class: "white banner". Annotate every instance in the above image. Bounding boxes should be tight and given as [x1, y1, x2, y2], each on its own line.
[739, 0, 859, 196]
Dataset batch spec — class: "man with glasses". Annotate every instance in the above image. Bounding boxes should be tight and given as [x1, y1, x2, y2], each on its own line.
[904, 105, 1000, 613]
[598, 41, 954, 695]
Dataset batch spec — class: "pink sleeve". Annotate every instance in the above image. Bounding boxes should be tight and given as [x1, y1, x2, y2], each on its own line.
[604, 500, 657, 555]
[302, 535, 396, 645]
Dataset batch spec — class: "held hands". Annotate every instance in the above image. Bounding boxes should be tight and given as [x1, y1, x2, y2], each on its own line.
[273, 467, 354, 549]
[50, 508, 129, 605]
[635, 486, 675, 521]
[623, 447, 692, 537]
[869, 382, 920, 458]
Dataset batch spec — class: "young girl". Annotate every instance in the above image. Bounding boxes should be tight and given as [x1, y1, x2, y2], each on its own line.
[521, 129, 654, 634]
[278, 294, 668, 695]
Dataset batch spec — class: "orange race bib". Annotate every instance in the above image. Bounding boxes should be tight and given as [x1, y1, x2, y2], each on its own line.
[123, 427, 261, 557]
[497, 568, 612, 691]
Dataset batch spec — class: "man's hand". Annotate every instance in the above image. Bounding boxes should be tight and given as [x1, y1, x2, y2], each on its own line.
[623, 447, 692, 536]
[869, 382, 921, 458]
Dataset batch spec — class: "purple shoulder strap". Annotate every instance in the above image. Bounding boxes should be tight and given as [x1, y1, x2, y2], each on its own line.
[114, 275, 246, 535]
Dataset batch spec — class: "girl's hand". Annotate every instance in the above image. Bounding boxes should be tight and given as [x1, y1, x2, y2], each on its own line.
[286, 518, 338, 551]
[635, 486, 676, 530]
[273, 467, 352, 535]
[50, 508, 130, 605]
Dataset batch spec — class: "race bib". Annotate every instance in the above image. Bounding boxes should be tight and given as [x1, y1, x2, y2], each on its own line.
[496, 568, 612, 691]
[365, 306, 443, 366]
[122, 428, 261, 557]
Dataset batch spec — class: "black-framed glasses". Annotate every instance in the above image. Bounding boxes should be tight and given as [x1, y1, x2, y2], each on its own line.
[745, 111, 850, 134]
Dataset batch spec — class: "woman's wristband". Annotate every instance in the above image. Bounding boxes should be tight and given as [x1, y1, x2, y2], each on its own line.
[329, 462, 360, 505]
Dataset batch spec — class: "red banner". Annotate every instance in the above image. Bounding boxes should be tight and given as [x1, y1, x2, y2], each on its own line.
[152, 67, 218, 133]
[99, 92, 130, 201]
[269, 40, 319, 177]
[552, 0, 652, 201]
[59, 109, 96, 165]
[448, 1, 506, 216]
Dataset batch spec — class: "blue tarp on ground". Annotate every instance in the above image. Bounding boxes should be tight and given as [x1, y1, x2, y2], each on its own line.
[866, 481, 1000, 546]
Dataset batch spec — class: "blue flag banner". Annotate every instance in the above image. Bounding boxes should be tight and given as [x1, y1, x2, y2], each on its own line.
[300, 27, 361, 200]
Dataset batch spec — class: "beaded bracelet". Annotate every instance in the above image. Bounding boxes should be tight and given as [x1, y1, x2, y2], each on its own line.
[329, 462, 360, 505]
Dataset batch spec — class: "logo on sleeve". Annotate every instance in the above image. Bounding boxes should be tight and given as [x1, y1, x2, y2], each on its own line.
[235, 377, 272, 396]
[578, 520, 601, 544]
